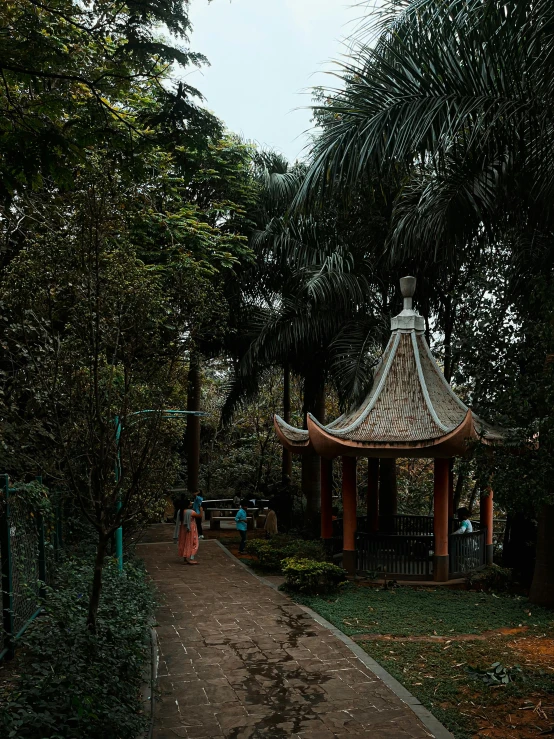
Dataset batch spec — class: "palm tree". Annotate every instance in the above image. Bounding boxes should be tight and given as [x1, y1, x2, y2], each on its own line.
[223, 151, 391, 518]
[300, 0, 554, 603]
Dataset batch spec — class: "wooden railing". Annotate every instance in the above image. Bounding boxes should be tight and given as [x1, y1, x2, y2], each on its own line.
[379, 514, 434, 535]
[334, 514, 490, 578]
[449, 528, 487, 576]
[344, 514, 484, 536]
[357, 532, 434, 578]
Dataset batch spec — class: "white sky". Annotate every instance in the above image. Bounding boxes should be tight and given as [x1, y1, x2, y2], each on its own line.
[185, 0, 365, 162]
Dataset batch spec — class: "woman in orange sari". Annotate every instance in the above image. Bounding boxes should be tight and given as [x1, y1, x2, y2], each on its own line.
[177, 500, 202, 564]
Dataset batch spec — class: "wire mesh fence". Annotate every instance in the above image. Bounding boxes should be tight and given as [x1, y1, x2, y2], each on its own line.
[9, 495, 40, 636]
[0, 475, 61, 659]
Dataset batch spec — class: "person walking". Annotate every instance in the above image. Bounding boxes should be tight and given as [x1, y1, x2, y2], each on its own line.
[176, 500, 202, 564]
[264, 501, 278, 538]
[193, 491, 204, 539]
[235, 500, 248, 554]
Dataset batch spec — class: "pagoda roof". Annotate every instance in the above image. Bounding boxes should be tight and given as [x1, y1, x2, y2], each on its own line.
[274, 276, 507, 459]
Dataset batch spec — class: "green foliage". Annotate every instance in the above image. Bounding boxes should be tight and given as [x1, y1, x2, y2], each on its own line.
[0, 0, 214, 198]
[281, 557, 347, 594]
[468, 661, 524, 686]
[293, 586, 554, 637]
[0, 553, 155, 738]
[3, 480, 54, 522]
[245, 534, 327, 573]
[201, 366, 288, 495]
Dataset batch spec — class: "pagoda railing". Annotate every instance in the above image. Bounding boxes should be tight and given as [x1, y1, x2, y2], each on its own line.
[338, 514, 483, 536]
[357, 532, 433, 578]
[449, 529, 487, 577]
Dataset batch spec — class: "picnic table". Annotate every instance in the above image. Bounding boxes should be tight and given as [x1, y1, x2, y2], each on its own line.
[208, 507, 261, 531]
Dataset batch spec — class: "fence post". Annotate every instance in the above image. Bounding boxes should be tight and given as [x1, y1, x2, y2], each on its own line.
[35, 476, 47, 598]
[0, 474, 14, 659]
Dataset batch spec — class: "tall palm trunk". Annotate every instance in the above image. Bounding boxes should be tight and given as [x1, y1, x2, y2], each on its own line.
[301, 368, 325, 521]
[281, 363, 292, 483]
[529, 503, 554, 607]
[186, 351, 201, 494]
[379, 458, 397, 531]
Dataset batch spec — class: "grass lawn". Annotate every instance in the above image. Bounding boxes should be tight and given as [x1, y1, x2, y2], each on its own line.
[294, 585, 554, 738]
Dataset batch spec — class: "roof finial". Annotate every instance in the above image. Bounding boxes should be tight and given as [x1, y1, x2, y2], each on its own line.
[400, 276, 416, 311]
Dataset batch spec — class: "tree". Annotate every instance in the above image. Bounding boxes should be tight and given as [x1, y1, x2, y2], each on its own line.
[301, 0, 554, 601]
[1, 157, 195, 629]
[0, 0, 212, 201]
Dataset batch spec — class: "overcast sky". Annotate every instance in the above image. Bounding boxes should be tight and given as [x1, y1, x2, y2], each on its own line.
[185, 0, 365, 162]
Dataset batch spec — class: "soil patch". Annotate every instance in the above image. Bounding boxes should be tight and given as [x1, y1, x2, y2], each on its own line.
[510, 635, 554, 672]
[352, 626, 529, 643]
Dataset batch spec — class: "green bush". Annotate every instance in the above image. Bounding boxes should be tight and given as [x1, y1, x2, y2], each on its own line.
[466, 564, 513, 592]
[281, 557, 347, 594]
[245, 535, 326, 572]
[0, 553, 155, 739]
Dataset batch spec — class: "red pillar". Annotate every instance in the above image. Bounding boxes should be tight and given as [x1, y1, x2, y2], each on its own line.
[342, 456, 357, 575]
[480, 488, 494, 565]
[367, 458, 379, 532]
[434, 458, 450, 581]
[320, 458, 333, 541]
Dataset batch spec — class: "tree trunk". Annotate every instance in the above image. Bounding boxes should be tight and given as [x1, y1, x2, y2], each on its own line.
[442, 295, 454, 384]
[453, 465, 466, 512]
[529, 503, 554, 607]
[87, 531, 108, 632]
[502, 509, 537, 585]
[467, 480, 479, 516]
[186, 351, 201, 494]
[301, 453, 321, 519]
[379, 458, 397, 531]
[301, 368, 325, 526]
[281, 363, 292, 483]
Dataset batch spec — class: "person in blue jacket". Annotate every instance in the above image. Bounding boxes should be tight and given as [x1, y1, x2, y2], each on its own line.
[235, 500, 248, 553]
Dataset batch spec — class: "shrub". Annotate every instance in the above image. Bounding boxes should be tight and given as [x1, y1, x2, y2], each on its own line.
[245, 539, 284, 570]
[466, 564, 513, 592]
[281, 557, 347, 594]
[0, 553, 155, 739]
[245, 536, 326, 572]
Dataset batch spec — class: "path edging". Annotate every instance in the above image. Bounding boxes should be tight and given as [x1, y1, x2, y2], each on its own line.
[139, 626, 158, 739]
[215, 539, 454, 739]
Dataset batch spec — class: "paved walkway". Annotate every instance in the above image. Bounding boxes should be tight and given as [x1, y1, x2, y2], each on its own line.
[138, 531, 434, 739]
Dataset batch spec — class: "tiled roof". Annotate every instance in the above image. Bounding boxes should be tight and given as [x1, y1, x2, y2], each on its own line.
[274, 278, 507, 457]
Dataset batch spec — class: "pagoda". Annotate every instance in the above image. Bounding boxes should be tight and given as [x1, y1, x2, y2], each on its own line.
[274, 277, 504, 580]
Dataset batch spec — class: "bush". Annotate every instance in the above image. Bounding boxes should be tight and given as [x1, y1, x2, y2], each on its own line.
[281, 557, 347, 594]
[0, 553, 155, 739]
[245, 535, 326, 572]
[245, 539, 284, 570]
[466, 564, 513, 592]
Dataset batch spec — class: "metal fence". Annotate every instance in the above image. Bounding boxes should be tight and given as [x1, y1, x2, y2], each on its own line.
[0, 474, 60, 660]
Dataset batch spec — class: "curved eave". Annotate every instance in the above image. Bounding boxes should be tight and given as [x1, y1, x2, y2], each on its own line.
[307, 409, 476, 459]
[273, 415, 312, 455]
[472, 415, 509, 447]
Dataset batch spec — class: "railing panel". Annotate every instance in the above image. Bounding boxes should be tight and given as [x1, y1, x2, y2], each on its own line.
[449, 529, 487, 575]
[357, 532, 434, 577]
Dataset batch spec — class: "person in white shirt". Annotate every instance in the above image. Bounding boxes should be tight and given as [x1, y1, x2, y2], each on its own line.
[453, 507, 473, 534]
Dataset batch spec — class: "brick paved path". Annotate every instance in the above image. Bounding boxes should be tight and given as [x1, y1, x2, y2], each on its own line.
[138, 534, 433, 739]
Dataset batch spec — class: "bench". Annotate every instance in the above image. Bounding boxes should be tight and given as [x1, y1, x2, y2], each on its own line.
[210, 515, 255, 531]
